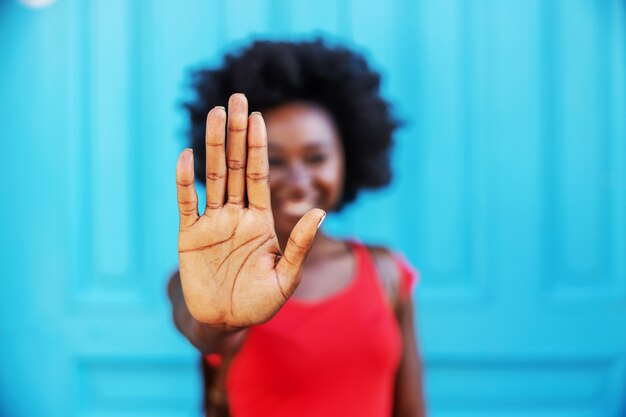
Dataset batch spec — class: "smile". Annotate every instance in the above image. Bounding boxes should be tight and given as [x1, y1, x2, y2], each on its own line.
[280, 198, 316, 216]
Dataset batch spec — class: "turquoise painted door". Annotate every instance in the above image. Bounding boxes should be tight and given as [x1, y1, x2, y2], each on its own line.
[1, 1, 625, 416]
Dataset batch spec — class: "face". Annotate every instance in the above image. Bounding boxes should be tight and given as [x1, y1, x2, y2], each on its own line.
[264, 102, 345, 240]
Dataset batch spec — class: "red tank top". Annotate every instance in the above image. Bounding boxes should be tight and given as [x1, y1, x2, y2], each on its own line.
[206, 241, 417, 417]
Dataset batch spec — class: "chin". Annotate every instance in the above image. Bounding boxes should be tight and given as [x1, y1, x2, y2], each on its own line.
[274, 214, 299, 232]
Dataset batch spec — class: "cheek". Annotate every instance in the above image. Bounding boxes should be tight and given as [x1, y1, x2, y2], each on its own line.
[268, 168, 283, 198]
[317, 159, 345, 203]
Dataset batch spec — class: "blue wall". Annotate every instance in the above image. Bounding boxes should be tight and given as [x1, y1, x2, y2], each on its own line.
[1, 1, 625, 416]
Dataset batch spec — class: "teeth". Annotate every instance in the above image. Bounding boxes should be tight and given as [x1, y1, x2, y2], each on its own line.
[282, 200, 313, 216]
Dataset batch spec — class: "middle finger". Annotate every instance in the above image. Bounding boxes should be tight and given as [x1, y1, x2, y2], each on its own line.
[226, 93, 248, 206]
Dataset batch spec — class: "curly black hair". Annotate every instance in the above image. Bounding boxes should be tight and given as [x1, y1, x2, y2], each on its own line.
[184, 38, 400, 211]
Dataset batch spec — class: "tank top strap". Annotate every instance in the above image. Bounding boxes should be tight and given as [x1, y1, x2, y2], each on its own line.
[346, 240, 392, 310]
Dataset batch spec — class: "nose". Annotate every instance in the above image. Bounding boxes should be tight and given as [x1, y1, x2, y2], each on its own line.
[285, 161, 311, 191]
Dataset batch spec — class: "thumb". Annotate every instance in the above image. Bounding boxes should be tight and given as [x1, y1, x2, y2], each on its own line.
[276, 208, 326, 294]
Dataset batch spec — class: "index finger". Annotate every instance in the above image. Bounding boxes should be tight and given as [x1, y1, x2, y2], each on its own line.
[246, 112, 271, 211]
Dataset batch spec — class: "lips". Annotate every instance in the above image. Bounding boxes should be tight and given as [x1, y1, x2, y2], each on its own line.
[278, 197, 316, 217]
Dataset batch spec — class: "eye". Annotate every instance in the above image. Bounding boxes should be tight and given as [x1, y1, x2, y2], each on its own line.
[305, 153, 327, 165]
[268, 157, 285, 167]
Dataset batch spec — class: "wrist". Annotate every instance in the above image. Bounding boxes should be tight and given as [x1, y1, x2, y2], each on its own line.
[189, 319, 245, 353]
[193, 319, 244, 335]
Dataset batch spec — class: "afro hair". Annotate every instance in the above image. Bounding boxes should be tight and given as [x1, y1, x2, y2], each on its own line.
[183, 38, 400, 211]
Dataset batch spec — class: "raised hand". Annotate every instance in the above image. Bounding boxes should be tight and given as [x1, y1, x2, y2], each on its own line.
[176, 94, 325, 328]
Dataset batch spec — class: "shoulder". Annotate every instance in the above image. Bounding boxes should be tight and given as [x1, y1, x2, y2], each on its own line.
[362, 244, 419, 310]
[367, 245, 400, 283]
[365, 245, 403, 310]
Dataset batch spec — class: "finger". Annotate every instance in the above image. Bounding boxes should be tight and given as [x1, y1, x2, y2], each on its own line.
[205, 106, 227, 210]
[176, 148, 199, 229]
[276, 209, 326, 294]
[226, 93, 248, 206]
[246, 112, 271, 211]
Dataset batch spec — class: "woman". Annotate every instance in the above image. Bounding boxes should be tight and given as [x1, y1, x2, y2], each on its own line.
[168, 39, 426, 417]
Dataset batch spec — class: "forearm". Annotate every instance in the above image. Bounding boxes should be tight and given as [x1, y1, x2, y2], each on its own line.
[167, 272, 244, 354]
[393, 298, 427, 417]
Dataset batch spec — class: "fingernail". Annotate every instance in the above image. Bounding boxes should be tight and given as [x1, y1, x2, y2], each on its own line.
[317, 212, 326, 229]
[185, 148, 193, 153]
[250, 111, 262, 117]
[214, 106, 225, 111]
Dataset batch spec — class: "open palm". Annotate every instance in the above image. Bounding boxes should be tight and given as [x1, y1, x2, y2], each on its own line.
[176, 94, 325, 328]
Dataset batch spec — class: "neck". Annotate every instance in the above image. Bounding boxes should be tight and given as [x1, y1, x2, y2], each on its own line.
[278, 229, 339, 265]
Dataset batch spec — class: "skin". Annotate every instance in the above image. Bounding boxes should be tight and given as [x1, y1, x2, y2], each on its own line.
[265, 102, 356, 301]
[170, 93, 426, 416]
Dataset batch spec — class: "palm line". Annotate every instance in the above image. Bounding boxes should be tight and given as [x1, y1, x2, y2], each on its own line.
[216, 233, 267, 289]
[230, 234, 276, 317]
[178, 224, 238, 254]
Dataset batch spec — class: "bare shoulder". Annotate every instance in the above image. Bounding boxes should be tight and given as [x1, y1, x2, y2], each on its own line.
[365, 245, 402, 310]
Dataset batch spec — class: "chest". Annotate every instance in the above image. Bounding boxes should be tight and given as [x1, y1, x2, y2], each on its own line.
[228, 293, 403, 388]
[291, 251, 356, 301]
